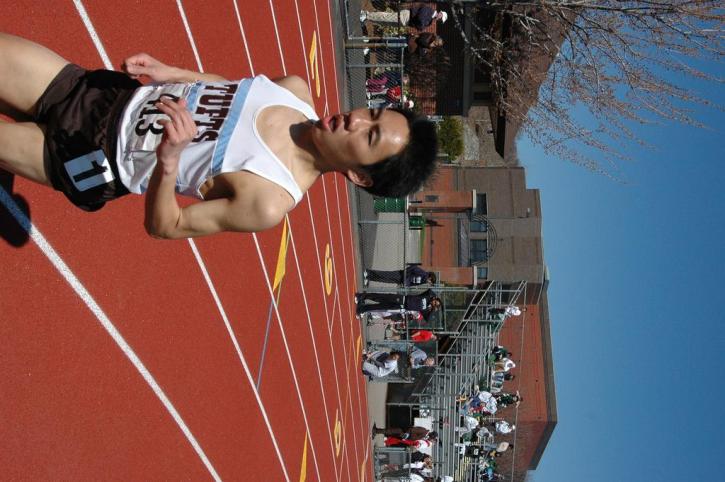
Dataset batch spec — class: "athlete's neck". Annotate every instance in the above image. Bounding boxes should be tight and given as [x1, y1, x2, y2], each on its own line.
[290, 119, 330, 177]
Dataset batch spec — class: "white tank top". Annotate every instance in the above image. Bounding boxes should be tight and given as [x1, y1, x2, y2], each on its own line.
[115, 75, 318, 204]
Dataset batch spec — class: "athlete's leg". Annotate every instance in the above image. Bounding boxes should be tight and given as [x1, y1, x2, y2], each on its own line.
[0, 33, 69, 117]
[0, 119, 50, 186]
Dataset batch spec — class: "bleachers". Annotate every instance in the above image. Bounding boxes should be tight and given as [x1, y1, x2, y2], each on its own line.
[371, 281, 526, 481]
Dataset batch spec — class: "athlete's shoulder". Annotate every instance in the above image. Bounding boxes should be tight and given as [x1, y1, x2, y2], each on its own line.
[271, 75, 314, 108]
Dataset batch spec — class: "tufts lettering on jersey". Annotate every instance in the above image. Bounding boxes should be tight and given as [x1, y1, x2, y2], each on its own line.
[191, 83, 239, 142]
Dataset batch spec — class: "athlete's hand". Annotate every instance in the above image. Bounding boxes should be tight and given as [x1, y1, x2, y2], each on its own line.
[122, 53, 177, 83]
[155, 97, 197, 173]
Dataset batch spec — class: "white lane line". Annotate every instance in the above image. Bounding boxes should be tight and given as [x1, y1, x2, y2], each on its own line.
[188, 242, 291, 482]
[71, 3, 224, 477]
[291, 0, 312, 85]
[271, 0, 363, 473]
[320, 177, 361, 470]
[231, 0, 255, 76]
[339, 178, 370, 454]
[303, 194, 332, 332]
[234, 2, 333, 477]
[0, 186, 221, 481]
[252, 233, 322, 481]
[329, 288, 353, 482]
[309, 0, 332, 111]
[175, 0, 204, 73]
[332, 174, 368, 456]
[254, 4, 345, 477]
[319, 0, 340, 106]
[233, 6, 334, 475]
[171, 8, 292, 480]
[268, 0, 287, 75]
[72, 0, 113, 69]
[287, 217, 342, 480]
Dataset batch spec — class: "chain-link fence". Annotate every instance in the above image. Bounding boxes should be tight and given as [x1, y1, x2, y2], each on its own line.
[344, 0, 412, 111]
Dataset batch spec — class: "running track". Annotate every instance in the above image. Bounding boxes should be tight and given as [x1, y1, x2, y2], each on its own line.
[0, 1, 370, 480]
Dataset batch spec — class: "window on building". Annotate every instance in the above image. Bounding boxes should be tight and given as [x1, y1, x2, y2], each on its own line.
[425, 195, 439, 203]
[471, 239, 488, 263]
[473, 91, 492, 102]
[477, 267, 488, 280]
[474, 194, 487, 215]
[471, 217, 487, 232]
[473, 68, 490, 83]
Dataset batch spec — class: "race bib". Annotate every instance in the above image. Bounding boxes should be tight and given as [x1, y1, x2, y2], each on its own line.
[64, 149, 115, 191]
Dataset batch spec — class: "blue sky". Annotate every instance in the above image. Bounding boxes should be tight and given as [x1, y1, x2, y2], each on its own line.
[518, 72, 725, 480]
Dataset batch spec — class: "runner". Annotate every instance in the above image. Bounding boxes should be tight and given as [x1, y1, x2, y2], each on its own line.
[0, 33, 438, 238]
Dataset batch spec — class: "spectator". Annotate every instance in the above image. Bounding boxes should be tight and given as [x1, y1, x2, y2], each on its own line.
[463, 390, 498, 415]
[492, 420, 515, 435]
[489, 306, 523, 319]
[490, 372, 515, 393]
[361, 350, 401, 380]
[410, 452, 432, 464]
[384, 437, 434, 450]
[408, 32, 444, 55]
[491, 345, 511, 360]
[483, 441, 513, 454]
[374, 425, 437, 441]
[409, 347, 436, 368]
[364, 308, 423, 325]
[495, 391, 522, 408]
[386, 326, 436, 341]
[493, 357, 516, 373]
[454, 415, 481, 435]
[364, 265, 436, 287]
[360, 6, 448, 30]
[411, 330, 437, 342]
[355, 289, 441, 319]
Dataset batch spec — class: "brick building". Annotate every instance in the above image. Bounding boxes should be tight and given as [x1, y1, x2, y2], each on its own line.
[409, 165, 556, 480]
[410, 165, 546, 303]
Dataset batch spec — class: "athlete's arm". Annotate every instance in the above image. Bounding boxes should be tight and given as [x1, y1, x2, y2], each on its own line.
[143, 97, 197, 237]
[146, 183, 290, 239]
[122, 53, 226, 83]
[151, 187, 289, 239]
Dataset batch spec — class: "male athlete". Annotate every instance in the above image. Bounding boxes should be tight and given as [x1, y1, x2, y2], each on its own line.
[0, 33, 437, 239]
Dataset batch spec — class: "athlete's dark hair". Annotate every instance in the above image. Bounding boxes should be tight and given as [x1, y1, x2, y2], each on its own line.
[360, 107, 438, 197]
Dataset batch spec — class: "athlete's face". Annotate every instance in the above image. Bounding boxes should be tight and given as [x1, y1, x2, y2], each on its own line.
[314, 108, 409, 177]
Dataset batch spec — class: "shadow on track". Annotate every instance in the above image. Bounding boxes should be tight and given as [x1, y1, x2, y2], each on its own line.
[0, 170, 31, 247]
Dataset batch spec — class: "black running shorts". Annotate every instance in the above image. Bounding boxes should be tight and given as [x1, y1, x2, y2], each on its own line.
[34, 64, 141, 211]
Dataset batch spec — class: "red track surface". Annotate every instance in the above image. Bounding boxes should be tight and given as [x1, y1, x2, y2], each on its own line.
[0, 1, 369, 480]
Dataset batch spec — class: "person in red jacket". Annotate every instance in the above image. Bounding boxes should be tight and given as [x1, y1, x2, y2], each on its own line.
[411, 330, 437, 342]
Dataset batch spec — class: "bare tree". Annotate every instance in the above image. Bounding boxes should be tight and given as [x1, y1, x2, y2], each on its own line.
[448, 0, 724, 175]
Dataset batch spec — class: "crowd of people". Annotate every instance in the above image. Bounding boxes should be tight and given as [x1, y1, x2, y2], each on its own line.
[358, 259, 525, 480]
[373, 424, 454, 482]
[449, 344, 521, 480]
[357, 264, 440, 381]
[359, 3, 448, 111]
